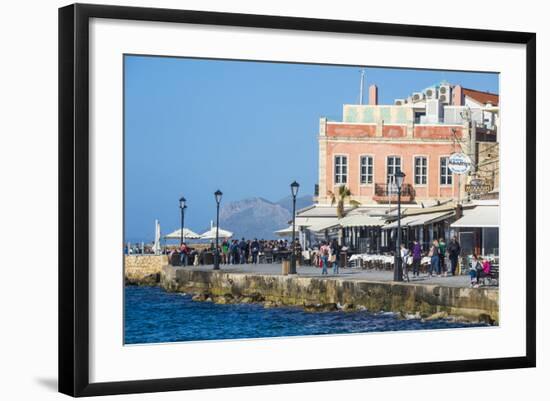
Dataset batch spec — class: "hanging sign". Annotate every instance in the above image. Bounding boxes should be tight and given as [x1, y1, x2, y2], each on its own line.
[448, 152, 472, 174]
[465, 178, 491, 194]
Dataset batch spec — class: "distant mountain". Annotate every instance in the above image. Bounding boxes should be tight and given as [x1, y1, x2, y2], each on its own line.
[275, 195, 315, 214]
[217, 195, 313, 240]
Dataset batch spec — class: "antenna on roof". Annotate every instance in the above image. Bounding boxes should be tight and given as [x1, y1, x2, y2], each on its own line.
[359, 69, 366, 105]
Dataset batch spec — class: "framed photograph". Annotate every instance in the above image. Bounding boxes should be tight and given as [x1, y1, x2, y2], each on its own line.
[59, 3, 536, 397]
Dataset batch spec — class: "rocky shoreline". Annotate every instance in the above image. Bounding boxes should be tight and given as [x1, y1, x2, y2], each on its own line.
[123, 264, 498, 325]
[182, 290, 494, 325]
[163, 266, 498, 324]
[125, 273, 160, 286]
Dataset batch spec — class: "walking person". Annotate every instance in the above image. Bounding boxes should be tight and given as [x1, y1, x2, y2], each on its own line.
[250, 238, 260, 264]
[469, 254, 482, 287]
[230, 240, 239, 264]
[319, 241, 330, 275]
[292, 239, 302, 268]
[447, 236, 461, 276]
[330, 239, 340, 274]
[475, 256, 489, 284]
[412, 239, 422, 277]
[239, 238, 247, 264]
[438, 237, 447, 276]
[245, 240, 251, 263]
[480, 257, 492, 285]
[179, 242, 189, 266]
[221, 239, 229, 265]
[428, 239, 440, 277]
[193, 251, 199, 266]
[400, 243, 410, 282]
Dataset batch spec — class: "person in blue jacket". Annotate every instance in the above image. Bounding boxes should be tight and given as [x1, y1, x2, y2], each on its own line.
[428, 239, 440, 277]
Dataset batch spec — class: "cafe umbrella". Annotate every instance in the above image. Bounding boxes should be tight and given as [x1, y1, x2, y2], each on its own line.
[164, 227, 202, 240]
[152, 219, 161, 254]
[200, 221, 233, 240]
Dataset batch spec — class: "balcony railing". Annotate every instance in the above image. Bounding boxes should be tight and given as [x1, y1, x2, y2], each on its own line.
[373, 183, 415, 203]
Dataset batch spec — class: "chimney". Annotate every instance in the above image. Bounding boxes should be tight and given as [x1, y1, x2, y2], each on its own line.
[453, 85, 463, 106]
[369, 84, 378, 105]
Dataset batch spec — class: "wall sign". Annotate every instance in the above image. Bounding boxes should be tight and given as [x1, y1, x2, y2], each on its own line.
[465, 178, 492, 194]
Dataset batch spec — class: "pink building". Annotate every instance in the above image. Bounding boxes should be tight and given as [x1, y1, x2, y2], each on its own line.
[316, 83, 499, 206]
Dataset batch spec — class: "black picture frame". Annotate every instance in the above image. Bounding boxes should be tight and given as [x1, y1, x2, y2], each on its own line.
[59, 3, 536, 397]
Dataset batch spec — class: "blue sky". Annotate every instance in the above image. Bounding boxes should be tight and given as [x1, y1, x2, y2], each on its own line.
[124, 55, 498, 243]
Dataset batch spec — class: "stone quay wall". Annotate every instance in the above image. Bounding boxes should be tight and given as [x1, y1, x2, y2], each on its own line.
[161, 265, 499, 324]
[124, 255, 168, 285]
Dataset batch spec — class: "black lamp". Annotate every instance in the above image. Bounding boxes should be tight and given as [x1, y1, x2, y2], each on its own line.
[213, 190, 223, 270]
[289, 181, 300, 274]
[393, 171, 406, 281]
[179, 196, 186, 246]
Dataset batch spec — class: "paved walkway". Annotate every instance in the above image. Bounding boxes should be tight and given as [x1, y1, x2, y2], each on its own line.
[177, 263, 478, 288]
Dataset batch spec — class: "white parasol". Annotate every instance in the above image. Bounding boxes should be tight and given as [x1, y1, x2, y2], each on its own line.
[152, 219, 161, 254]
[164, 227, 202, 240]
[200, 221, 233, 239]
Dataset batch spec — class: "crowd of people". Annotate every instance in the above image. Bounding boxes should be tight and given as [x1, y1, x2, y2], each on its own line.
[468, 254, 493, 288]
[220, 238, 301, 265]
[132, 232, 494, 283]
[133, 234, 494, 286]
[399, 236, 493, 286]
[125, 243, 154, 255]
[399, 236, 461, 280]
[165, 237, 349, 274]
[216, 237, 345, 274]
[128, 228, 494, 286]
[168, 238, 304, 266]
[318, 239, 341, 275]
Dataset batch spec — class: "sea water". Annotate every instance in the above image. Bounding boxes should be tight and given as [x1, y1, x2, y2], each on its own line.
[124, 286, 487, 344]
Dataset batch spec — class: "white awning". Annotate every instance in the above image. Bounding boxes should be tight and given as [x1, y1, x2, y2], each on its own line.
[384, 211, 454, 229]
[295, 216, 339, 228]
[308, 218, 340, 232]
[338, 214, 385, 228]
[451, 206, 499, 228]
[383, 215, 418, 229]
[294, 217, 315, 227]
[274, 226, 294, 236]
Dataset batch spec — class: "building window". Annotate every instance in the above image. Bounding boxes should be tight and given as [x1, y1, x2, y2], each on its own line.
[334, 155, 347, 184]
[360, 156, 373, 184]
[414, 156, 427, 185]
[387, 156, 401, 183]
[414, 111, 426, 124]
[440, 157, 453, 185]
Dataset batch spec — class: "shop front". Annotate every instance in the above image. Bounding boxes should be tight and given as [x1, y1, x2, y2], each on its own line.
[383, 210, 456, 252]
[450, 204, 499, 257]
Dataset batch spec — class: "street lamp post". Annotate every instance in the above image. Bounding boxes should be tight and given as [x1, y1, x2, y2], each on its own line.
[213, 189, 223, 270]
[179, 197, 186, 246]
[289, 181, 300, 274]
[393, 171, 405, 282]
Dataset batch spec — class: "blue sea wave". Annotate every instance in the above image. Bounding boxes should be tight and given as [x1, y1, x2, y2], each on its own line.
[124, 286, 488, 344]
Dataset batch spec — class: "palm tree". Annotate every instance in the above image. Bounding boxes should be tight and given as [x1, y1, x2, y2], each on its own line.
[327, 185, 361, 218]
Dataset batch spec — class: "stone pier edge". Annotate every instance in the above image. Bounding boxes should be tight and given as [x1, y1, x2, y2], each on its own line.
[158, 265, 499, 324]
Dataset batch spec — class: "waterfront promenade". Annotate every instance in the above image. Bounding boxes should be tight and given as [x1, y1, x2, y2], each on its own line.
[159, 262, 499, 324]
[124, 255, 498, 323]
[176, 263, 475, 288]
